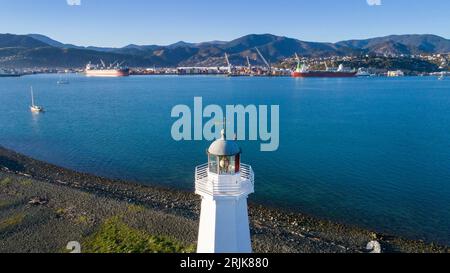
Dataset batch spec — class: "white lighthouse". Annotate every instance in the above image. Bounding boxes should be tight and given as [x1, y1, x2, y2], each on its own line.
[195, 130, 255, 253]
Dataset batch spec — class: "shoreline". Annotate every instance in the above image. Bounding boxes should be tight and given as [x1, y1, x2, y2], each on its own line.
[0, 145, 448, 253]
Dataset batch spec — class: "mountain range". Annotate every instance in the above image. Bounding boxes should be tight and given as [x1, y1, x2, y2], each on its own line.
[0, 33, 449, 68]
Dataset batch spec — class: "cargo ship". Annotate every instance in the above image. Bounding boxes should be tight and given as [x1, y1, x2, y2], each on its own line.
[292, 54, 356, 78]
[85, 60, 129, 77]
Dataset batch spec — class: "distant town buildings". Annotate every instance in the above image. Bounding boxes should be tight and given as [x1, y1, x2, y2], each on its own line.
[2, 52, 448, 77]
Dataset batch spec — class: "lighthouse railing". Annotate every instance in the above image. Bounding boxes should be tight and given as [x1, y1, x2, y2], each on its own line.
[195, 163, 254, 196]
[195, 163, 209, 180]
[240, 164, 254, 186]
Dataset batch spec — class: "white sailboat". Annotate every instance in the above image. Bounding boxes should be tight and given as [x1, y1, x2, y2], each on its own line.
[30, 87, 44, 113]
[438, 72, 445, 80]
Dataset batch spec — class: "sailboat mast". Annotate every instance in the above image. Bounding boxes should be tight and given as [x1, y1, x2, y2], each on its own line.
[31, 86, 34, 106]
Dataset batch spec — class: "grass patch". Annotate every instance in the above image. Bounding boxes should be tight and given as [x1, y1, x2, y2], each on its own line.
[83, 217, 195, 253]
[0, 213, 25, 230]
[20, 179, 32, 187]
[0, 177, 12, 187]
[76, 215, 89, 225]
[56, 208, 67, 215]
[127, 204, 145, 214]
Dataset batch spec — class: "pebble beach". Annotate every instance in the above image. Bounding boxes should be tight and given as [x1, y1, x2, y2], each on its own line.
[0, 145, 448, 253]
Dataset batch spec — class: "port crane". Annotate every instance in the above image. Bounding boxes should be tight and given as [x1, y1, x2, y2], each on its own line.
[294, 53, 303, 70]
[246, 56, 254, 76]
[294, 53, 300, 63]
[224, 53, 233, 75]
[255, 47, 271, 75]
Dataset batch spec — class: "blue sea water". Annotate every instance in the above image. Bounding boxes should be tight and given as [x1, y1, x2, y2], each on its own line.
[0, 74, 449, 245]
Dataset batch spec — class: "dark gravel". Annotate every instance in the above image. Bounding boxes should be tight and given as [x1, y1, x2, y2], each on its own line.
[0, 145, 448, 253]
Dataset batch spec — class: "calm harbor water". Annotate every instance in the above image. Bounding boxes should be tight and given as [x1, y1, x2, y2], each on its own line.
[1, 74, 449, 245]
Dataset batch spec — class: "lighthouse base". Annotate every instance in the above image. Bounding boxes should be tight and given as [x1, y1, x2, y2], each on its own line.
[197, 195, 252, 253]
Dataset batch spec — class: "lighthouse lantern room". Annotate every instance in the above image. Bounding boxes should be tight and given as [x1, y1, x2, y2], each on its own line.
[195, 129, 254, 253]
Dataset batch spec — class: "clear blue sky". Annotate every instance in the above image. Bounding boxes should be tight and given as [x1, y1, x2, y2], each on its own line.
[1, 0, 449, 47]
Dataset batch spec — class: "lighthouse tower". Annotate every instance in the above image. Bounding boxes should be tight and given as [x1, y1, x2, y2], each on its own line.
[195, 130, 254, 253]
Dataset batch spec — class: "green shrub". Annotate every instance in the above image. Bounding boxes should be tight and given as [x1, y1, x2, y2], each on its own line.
[83, 217, 195, 253]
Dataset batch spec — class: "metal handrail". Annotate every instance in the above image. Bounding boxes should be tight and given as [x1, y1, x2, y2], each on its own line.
[195, 163, 254, 196]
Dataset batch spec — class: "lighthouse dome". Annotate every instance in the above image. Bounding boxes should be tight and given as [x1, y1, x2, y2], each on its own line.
[208, 130, 241, 156]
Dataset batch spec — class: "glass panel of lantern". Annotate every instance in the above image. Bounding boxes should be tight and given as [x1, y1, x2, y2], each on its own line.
[209, 154, 218, 174]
